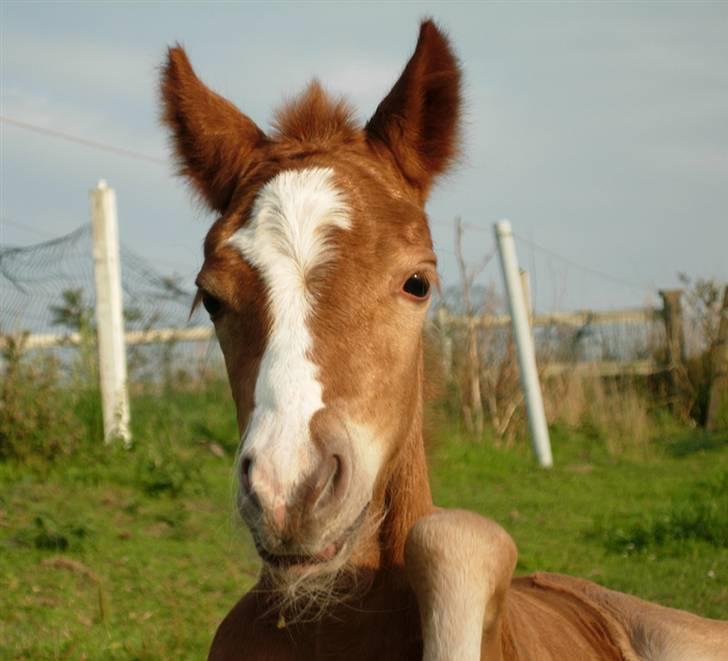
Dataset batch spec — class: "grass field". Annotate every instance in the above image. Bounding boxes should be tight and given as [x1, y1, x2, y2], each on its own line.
[1, 384, 727, 659]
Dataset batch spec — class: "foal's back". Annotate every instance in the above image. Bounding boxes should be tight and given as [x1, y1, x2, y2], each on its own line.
[504, 573, 728, 661]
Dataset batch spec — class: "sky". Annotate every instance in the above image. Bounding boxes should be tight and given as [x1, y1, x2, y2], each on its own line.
[2, 1, 727, 313]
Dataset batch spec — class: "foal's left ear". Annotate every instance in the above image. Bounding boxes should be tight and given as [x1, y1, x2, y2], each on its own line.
[366, 20, 462, 198]
[160, 45, 267, 213]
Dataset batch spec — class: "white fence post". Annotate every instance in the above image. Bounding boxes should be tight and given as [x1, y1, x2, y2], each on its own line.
[520, 269, 533, 327]
[494, 220, 553, 467]
[90, 180, 131, 445]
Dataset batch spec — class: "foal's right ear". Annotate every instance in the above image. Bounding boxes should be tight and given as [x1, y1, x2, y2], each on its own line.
[160, 46, 267, 213]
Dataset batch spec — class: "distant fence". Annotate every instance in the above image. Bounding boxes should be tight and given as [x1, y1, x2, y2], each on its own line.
[5, 287, 726, 433]
[0, 326, 213, 352]
[0, 302, 673, 379]
[1, 300, 676, 395]
[433, 304, 667, 378]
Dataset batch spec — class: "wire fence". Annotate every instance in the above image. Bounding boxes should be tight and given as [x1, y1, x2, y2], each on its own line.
[0, 223, 223, 383]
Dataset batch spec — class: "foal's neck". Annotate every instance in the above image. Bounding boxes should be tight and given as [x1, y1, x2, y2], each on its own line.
[379, 348, 433, 568]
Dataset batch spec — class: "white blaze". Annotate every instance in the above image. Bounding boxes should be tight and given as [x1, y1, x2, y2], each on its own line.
[227, 167, 350, 502]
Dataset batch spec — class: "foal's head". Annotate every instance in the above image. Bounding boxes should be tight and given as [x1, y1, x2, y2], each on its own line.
[161, 21, 461, 604]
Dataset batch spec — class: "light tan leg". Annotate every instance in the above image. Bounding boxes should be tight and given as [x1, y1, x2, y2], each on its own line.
[405, 510, 517, 661]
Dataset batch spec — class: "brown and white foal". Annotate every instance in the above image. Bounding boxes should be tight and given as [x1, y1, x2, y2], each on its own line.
[161, 21, 727, 661]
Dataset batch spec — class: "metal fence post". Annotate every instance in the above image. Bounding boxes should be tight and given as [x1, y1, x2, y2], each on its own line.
[90, 180, 131, 445]
[495, 220, 553, 467]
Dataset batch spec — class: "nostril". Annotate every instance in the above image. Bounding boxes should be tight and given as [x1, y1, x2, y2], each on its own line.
[240, 456, 253, 496]
[305, 453, 334, 510]
[331, 453, 349, 501]
[309, 452, 350, 512]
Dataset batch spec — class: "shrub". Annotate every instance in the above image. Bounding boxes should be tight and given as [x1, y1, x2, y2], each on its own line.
[0, 337, 86, 462]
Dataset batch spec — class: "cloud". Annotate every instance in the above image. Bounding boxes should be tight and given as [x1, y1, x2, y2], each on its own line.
[3, 29, 157, 102]
[317, 59, 399, 116]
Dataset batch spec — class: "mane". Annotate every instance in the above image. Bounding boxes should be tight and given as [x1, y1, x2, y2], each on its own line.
[271, 81, 360, 145]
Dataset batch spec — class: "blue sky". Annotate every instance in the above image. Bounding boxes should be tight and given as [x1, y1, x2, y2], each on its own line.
[2, 1, 727, 312]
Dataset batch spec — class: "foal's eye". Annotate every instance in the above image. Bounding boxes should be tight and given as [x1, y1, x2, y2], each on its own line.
[401, 273, 431, 300]
[201, 292, 222, 318]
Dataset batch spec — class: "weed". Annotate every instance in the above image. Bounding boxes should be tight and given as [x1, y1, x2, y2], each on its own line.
[134, 443, 206, 498]
[13, 515, 92, 552]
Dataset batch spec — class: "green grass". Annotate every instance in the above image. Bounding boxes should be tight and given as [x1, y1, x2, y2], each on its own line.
[1, 388, 727, 659]
[430, 425, 728, 617]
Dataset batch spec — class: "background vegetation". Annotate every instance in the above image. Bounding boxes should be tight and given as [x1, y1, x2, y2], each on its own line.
[1, 276, 726, 659]
[1, 363, 726, 659]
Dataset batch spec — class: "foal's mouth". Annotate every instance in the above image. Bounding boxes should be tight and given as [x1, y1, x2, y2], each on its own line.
[254, 503, 370, 572]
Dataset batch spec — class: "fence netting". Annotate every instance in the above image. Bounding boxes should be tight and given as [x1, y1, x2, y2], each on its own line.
[0, 224, 222, 383]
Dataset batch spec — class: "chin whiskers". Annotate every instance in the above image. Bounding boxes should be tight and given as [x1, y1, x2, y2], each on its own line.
[255, 506, 385, 625]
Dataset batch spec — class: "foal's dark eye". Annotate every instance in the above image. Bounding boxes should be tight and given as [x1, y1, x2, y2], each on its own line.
[401, 273, 431, 300]
[201, 292, 222, 318]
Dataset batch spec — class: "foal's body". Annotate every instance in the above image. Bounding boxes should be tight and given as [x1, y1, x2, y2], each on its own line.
[210, 515, 727, 661]
[161, 20, 728, 661]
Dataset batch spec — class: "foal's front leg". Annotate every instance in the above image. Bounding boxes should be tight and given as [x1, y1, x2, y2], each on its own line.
[405, 510, 517, 661]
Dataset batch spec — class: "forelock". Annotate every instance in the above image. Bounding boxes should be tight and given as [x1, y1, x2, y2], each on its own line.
[272, 82, 360, 145]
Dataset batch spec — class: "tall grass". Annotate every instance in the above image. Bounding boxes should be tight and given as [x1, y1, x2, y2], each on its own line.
[440, 320, 686, 454]
[542, 373, 655, 455]
[0, 336, 96, 462]
[436, 274, 728, 449]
